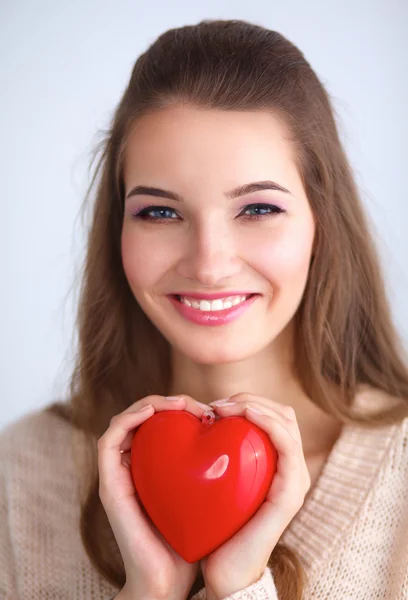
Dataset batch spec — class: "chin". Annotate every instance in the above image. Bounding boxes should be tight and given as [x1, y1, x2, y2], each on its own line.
[171, 337, 267, 365]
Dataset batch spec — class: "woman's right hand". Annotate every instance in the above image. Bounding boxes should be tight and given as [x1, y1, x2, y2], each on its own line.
[97, 394, 208, 600]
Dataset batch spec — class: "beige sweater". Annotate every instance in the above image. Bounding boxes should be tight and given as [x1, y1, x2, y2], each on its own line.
[1, 386, 407, 599]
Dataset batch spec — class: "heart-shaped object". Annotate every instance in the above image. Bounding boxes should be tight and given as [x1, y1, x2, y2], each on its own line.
[130, 409, 278, 563]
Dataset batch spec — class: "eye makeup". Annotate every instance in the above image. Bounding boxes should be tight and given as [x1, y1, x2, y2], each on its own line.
[129, 202, 286, 222]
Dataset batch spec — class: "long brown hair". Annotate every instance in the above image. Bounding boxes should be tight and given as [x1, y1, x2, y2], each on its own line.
[46, 19, 408, 599]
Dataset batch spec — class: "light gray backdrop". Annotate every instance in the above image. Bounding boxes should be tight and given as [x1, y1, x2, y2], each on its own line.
[1, 0, 407, 429]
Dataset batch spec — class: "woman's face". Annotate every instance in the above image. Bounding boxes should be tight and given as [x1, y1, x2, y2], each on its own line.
[121, 105, 316, 364]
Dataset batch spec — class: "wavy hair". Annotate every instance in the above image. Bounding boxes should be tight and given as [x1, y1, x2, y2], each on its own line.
[46, 19, 408, 599]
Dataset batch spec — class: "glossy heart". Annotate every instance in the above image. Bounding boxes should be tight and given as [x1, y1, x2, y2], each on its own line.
[130, 410, 278, 563]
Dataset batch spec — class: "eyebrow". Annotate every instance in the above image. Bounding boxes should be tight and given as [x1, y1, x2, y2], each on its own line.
[125, 180, 292, 202]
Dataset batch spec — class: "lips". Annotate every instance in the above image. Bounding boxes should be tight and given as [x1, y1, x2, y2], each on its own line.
[168, 293, 260, 326]
[174, 293, 256, 303]
[173, 292, 257, 301]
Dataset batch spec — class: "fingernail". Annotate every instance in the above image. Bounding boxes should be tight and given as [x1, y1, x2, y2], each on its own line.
[165, 396, 184, 401]
[137, 404, 153, 412]
[196, 401, 210, 410]
[246, 405, 264, 415]
[209, 398, 230, 406]
[212, 401, 237, 407]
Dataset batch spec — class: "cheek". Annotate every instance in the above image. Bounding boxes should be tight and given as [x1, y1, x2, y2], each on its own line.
[247, 226, 313, 287]
[121, 230, 170, 290]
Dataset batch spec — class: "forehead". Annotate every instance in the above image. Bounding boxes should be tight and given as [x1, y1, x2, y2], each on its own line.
[123, 105, 300, 192]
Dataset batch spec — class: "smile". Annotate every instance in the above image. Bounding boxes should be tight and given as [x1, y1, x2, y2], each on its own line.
[178, 294, 252, 311]
[168, 294, 260, 326]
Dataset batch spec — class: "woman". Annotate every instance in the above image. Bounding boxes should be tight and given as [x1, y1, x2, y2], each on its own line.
[1, 18, 407, 600]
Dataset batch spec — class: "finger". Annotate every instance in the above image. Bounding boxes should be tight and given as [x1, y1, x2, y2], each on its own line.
[163, 394, 211, 419]
[218, 401, 306, 475]
[244, 408, 310, 497]
[245, 404, 309, 481]
[113, 395, 207, 453]
[212, 402, 310, 510]
[113, 394, 207, 423]
[211, 396, 302, 445]
[120, 451, 132, 468]
[112, 394, 185, 419]
[211, 400, 301, 445]
[110, 396, 187, 452]
[98, 405, 154, 489]
[211, 393, 297, 423]
[246, 402, 302, 446]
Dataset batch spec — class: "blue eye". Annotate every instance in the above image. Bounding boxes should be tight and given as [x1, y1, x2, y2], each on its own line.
[240, 203, 285, 219]
[131, 203, 285, 222]
[135, 206, 178, 220]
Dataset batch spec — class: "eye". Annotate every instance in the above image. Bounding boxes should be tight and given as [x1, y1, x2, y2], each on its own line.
[130, 202, 285, 223]
[131, 206, 179, 221]
[239, 203, 285, 220]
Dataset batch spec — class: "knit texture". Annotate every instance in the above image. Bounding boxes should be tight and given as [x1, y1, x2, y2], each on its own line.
[191, 568, 277, 600]
[0, 384, 407, 599]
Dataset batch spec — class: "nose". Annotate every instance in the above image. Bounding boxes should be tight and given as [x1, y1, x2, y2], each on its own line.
[177, 219, 241, 287]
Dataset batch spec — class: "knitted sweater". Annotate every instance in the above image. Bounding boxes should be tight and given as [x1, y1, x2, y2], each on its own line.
[0, 385, 407, 599]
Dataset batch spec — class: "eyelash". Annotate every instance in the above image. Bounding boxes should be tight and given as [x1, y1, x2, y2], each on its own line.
[130, 203, 285, 222]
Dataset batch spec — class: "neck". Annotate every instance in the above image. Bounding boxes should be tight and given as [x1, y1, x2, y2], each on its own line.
[168, 328, 342, 457]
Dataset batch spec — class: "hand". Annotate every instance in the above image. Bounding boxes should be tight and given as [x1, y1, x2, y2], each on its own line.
[97, 394, 208, 600]
[200, 393, 311, 600]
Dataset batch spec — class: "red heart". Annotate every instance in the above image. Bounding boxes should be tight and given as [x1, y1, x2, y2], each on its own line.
[130, 410, 278, 563]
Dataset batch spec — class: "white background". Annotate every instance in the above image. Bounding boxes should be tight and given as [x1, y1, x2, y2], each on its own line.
[1, 0, 407, 429]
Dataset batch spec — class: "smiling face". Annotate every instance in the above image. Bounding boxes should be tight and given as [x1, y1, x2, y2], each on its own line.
[121, 105, 316, 364]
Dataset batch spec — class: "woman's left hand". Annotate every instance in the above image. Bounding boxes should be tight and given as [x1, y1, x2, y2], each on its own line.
[200, 393, 311, 600]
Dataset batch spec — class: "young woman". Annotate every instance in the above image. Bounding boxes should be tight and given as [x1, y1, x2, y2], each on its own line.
[1, 18, 407, 600]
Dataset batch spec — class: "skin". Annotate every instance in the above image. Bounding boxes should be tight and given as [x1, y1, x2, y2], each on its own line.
[121, 104, 341, 460]
[98, 394, 310, 600]
[108, 104, 343, 598]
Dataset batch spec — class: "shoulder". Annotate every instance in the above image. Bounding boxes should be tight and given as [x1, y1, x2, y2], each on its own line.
[0, 406, 112, 599]
[358, 381, 408, 435]
[353, 383, 407, 415]
[350, 385, 408, 491]
[0, 403, 82, 538]
[0, 404, 76, 481]
[0, 404, 73, 447]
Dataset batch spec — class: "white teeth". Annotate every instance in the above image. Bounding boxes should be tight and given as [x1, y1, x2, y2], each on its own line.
[179, 295, 250, 311]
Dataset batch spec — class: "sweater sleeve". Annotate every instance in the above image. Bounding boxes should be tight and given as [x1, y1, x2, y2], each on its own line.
[223, 567, 279, 599]
[0, 465, 18, 599]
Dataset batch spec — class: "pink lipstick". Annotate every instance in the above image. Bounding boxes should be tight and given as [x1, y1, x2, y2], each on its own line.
[168, 294, 259, 326]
